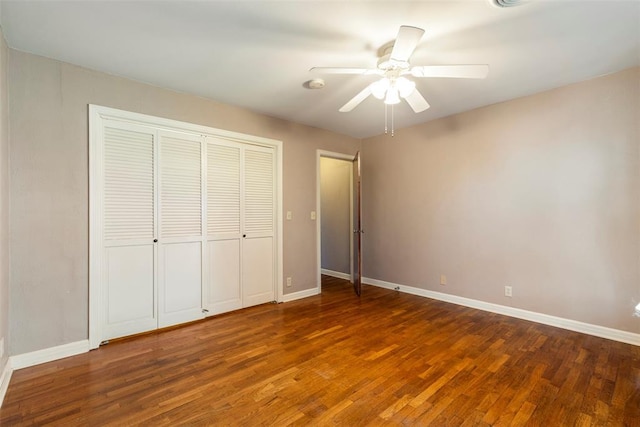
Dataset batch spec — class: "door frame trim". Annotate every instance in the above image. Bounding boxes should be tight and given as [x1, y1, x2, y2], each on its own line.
[89, 105, 283, 349]
[315, 150, 355, 292]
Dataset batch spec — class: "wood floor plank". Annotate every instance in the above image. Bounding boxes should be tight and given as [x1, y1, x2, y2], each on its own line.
[1, 275, 639, 425]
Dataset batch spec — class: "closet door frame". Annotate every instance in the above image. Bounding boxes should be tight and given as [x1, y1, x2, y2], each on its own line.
[89, 105, 283, 350]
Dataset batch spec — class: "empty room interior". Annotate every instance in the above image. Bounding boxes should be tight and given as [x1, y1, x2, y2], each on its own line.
[0, 0, 639, 425]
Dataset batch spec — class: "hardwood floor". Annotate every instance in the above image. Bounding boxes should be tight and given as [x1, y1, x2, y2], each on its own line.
[1, 276, 639, 426]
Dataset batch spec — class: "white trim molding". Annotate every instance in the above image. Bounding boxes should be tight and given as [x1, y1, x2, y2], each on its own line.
[282, 287, 320, 303]
[1, 340, 91, 407]
[315, 150, 356, 294]
[10, 340, 90, 371]
[364, 277, 640, 346]
[0, 359, 12, 408]
[321, 269, 351, 281]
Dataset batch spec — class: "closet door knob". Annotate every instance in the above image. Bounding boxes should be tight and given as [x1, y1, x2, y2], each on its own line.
[153, 239, 158, 243]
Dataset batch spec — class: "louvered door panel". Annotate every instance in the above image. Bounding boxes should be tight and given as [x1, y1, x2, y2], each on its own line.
[160, 133, 202, 238]
[104, 127, 154, 240]
[158, 131, 204, 328]
[205, 139, 242, 314]
[244, 148, 274, 236]
[207, 142, 241, 236]
[242, 145, 275, 307]
[102, 122, 158, 340]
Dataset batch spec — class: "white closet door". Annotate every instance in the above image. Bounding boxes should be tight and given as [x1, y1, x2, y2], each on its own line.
[103, 122, 158, 340]
[242, 145, 275, 307]
[158, 131, 204, 327]
[205, 138, 242, 314]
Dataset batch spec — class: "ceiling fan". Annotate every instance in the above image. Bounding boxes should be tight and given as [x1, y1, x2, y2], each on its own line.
[310, 26, 489, 114]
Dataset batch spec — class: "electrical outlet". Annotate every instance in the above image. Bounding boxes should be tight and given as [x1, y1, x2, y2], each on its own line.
[286, 211, 292, 220]
[505, 286, 513, 297]
[440, 274, 447, 286]
[286, 277, 292, 287]
[310, 211, 316, 220]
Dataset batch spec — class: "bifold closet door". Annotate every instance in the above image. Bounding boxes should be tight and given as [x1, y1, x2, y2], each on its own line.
[91, 106, 282, 347]
[158, 131, 205, 328]
[205, 139, 275, 315]
[206, 139, 242, 314]
[242, 146, 275, 307]
[102, 122, 158, 340]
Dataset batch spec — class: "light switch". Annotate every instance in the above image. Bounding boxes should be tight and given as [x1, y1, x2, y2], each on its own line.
[310, 211, 316, 220]
[286, 211, 292, 220]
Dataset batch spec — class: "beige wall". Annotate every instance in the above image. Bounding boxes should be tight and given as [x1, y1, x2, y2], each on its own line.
[320, 157, 351, 274]
[8, 49, 360, 355]
[0, 27, 9, 371]
[362, 67, 640, 333]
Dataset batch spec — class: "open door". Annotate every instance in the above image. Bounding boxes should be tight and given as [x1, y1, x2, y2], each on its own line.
[352, 151, 362, 296]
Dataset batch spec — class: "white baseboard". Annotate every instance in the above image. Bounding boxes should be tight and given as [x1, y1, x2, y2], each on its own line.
[364, 277, 640, 346]
[282, 287, 320, 303]
[10, 340, 90, 370]
[0, 358, 12, 408]
[321, 269, 351, 280]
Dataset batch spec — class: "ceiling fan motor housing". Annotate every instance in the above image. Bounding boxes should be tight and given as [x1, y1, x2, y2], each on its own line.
[377, 54, 410, 71]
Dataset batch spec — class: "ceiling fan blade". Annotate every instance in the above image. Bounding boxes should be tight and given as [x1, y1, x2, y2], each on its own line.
[404, 89, 430, 113]
[310, 67, 380, 75]
[339, 85, 373, 112]
[410, 65, 489, 79]
[390, 26, 425, 63]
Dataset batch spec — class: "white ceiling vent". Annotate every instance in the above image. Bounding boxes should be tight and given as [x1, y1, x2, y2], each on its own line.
[490, 0, 527, 7]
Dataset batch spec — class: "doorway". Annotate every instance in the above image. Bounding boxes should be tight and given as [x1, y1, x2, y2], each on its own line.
[316, 151, 354, 291]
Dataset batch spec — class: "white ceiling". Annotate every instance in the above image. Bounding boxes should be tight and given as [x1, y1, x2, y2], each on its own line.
[1, 0, 639, 139]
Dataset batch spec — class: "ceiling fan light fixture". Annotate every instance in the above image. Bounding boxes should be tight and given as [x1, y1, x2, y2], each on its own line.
[396, 77, 416, 98]
[371, 78, 390, 99]
[384, 88, 401, 105]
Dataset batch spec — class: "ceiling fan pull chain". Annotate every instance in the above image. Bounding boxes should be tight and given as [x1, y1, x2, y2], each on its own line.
[384, 103, 388, 134]
[391, 104, 395, 137]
